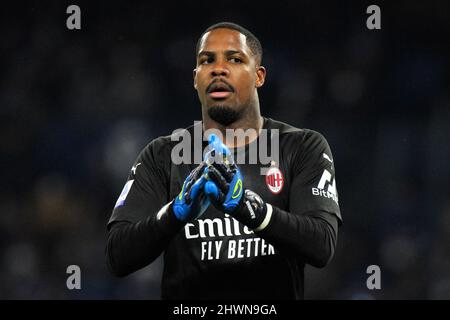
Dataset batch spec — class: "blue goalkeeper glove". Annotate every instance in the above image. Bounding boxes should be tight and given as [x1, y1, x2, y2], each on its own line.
[172, 162, 210, 222]
[204, 134, 243, 213]
[203, 134, 271, 230]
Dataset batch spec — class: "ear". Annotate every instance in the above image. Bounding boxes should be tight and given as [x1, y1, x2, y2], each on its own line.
[255, 65, 266, 88]
[193, 68, 198, 90]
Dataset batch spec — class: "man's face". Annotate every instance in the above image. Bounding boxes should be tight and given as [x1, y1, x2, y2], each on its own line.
[194, 28, 265, 125]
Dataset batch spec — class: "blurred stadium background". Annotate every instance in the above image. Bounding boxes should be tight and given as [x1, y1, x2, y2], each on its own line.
[0, 0, 449, 299]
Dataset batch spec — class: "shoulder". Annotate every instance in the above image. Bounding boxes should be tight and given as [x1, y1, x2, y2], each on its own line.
[138, 121, 201, 162]
[265, 117, 330, 151]
[139, 135, 172, 162]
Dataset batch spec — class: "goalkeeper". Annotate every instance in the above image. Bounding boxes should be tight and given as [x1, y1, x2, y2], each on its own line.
[106, 22, 341, 299]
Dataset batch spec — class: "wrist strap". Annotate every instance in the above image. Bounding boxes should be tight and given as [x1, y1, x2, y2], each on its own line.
[233, 189, 268, 229]
[254, 203, 273, 232]
[156, 201, 173, 220]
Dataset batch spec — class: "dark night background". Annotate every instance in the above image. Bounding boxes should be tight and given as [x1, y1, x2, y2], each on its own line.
[0, 0, 449, 299]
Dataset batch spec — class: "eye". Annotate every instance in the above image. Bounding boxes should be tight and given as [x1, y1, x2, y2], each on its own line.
[230, 57, 243, 63]
[200, 57, 214, 65]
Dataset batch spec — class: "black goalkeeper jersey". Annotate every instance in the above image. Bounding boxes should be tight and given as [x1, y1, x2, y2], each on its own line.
[107, 117, 342, 299]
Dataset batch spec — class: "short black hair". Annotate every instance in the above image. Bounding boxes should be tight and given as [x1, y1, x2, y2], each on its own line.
[195, 22, 263, 65]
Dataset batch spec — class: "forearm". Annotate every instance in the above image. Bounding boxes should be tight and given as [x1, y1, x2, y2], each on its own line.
[106, 204, 184, 277]
[253, 206, 338, 268]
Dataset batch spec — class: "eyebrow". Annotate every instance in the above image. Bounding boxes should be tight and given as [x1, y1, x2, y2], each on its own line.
[197, 50, 245, 58]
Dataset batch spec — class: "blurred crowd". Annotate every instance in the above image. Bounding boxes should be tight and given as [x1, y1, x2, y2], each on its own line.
[0, 1, 449, 299]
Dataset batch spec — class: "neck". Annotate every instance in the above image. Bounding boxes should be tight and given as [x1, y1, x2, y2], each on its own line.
[202, 102, 263, 148]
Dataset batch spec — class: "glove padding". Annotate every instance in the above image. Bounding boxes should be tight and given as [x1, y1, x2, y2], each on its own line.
[204, 134, 268, 229]
[203, 134, 244, 214]
[172, 162, 210, 222]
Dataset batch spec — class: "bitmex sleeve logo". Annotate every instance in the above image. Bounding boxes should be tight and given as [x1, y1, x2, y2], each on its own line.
[312, 169, 338, 203]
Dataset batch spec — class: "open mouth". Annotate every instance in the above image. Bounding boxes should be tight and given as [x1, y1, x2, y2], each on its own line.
[207, 81, 234, 99]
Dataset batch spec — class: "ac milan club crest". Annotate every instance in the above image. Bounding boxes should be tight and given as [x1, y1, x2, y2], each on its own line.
[265, 166, 284, 194]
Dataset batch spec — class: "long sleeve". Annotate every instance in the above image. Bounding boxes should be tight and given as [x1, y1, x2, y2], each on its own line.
[257, 207, 338, 268]
[105, 138, 176, 277]
[106, 204, 184, 277]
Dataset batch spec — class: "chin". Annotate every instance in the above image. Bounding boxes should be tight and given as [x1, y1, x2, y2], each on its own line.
[207, 105, 242, 126]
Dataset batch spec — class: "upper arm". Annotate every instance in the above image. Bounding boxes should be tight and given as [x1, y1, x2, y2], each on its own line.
[288, 130, 342, 225]
[107, 140, 170, 230]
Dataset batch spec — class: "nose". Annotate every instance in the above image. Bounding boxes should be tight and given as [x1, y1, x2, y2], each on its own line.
[211, 63, 229, 77]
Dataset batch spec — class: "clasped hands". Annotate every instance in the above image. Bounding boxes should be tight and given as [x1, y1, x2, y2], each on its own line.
[172, 134, 268, 230]
[172, 133, 244, 222]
